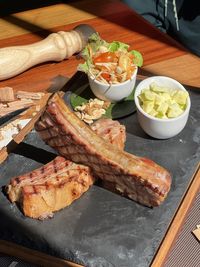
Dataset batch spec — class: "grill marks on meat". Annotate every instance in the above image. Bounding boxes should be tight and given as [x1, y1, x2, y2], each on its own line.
[90, 118, 126, 150]
[7, 156, 94, 219]
[8, 156, 69, 202]
[35, 93, 171, 207]
[7, 117, 124, 219]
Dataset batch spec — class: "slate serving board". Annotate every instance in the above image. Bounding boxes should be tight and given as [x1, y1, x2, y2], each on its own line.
[0, 87, 200, 267]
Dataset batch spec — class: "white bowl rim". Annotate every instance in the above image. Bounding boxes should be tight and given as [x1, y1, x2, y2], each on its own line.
[88, 66, 138, 87]
[134, 76, 191, 122]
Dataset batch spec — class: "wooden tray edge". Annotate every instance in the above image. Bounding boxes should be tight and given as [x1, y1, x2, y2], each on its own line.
[0, 239, 84, 267]
[151, 163, 200, 266]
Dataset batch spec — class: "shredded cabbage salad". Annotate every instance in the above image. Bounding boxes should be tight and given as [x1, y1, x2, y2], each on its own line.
[78, 33, 143, 84]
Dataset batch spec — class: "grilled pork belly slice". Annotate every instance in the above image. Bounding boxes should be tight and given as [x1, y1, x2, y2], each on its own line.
[7, 156, 94, 219]
[91, 118, 126, 192]
[8, 156, 68, 203]
[21, 164, 93, 219]
[35, 93, 171, 207]
[90, 118, 126, 150]
[7, 118, 124, 203]
[7, 118, 125, 219]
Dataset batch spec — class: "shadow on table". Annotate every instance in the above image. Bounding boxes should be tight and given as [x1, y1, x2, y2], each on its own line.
[0, 0, 61, 38]
[0, 0, 185, 52]
[0, 0, 61, 15]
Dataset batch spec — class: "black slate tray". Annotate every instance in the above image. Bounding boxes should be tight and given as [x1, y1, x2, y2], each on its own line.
[0, 87, 200, 267]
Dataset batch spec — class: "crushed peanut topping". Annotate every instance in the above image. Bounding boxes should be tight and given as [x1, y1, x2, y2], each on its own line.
[74, 98, 110, 124]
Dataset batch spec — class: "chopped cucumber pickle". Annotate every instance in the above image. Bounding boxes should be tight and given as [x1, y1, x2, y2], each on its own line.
[138, 82, 189, 119]
[167, 103, 183, 118]
[143, 90, 156, 101]
[142, 101, 154, 113]
[172, 90, 188, 105]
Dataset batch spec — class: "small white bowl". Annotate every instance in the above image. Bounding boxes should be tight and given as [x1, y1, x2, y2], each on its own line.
[134, 76, 191, 139]
[88, 67, 138, 103]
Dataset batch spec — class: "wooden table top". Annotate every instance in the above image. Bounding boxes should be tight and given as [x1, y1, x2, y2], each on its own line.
[0, 1, 199, 267]
[0, 0, 199, 91]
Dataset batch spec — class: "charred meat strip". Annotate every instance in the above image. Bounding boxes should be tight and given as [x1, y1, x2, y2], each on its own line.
[7, 117, 125, 219]
[35, 93, 171, 207]
[7, 156, 94, 219]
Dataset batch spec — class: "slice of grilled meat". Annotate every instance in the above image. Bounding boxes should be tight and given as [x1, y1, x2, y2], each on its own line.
[7, 156, 94, 219]
[35, 93, 171, 207]
[21, 163, 94, 219]
[7, 118, 125, 219]
[90, 118, 126, 150]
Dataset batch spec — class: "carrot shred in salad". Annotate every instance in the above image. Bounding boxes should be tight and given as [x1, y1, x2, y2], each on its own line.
[78, 33, 143, 84]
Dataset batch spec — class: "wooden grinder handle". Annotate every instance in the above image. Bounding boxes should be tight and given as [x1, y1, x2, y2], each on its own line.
[0, 24, 95, 80]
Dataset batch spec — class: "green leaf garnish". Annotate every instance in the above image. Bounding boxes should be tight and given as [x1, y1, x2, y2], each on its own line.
[108, 41, 129, 52]
[77, 62, 90, 73]
[70, 85, 136, 120]
[129, 50, 143, 67]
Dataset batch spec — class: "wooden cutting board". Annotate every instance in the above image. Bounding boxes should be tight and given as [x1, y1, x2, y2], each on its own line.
[0, 93, 51, 164]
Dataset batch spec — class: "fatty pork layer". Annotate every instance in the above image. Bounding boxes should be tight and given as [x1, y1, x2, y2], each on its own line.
[7, 156, 94, 219]
[35, 93, 172, 207]
[7, 117, 125, 219]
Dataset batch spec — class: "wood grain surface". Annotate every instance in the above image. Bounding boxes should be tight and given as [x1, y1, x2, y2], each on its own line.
[0, 240, 83, 267]
[0, 0, 199, 91]
[0, 93, 51, 164]
[0, 0, 128, 39]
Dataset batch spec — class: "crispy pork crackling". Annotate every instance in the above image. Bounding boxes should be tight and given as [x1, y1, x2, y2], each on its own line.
[7, 118, 125, 219]
[35, 93, 171, 207]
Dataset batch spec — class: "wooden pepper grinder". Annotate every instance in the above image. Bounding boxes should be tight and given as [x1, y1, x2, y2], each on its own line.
[0, 24, 96, 81]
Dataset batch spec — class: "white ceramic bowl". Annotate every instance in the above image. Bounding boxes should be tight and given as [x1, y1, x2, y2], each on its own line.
[134, 76, 191, 139]
[88, 67, 138, 103]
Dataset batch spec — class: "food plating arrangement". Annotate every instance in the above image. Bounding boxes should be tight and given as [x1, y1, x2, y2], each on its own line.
[0, 16, 200, 267]
[0, 27, 193, 220]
